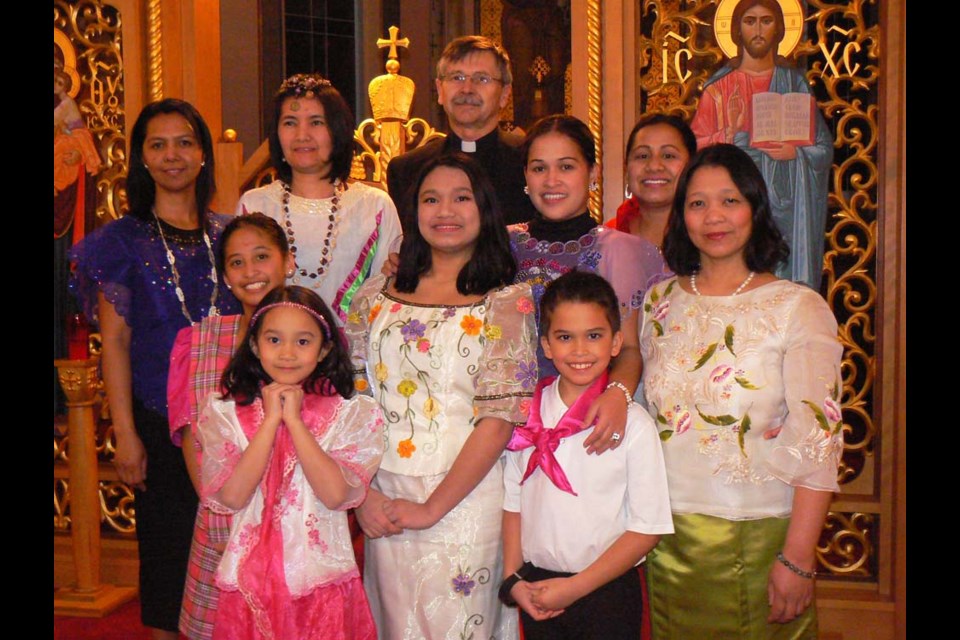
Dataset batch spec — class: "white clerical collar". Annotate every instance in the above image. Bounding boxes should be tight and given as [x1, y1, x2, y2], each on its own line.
[460, 140, 477, 153]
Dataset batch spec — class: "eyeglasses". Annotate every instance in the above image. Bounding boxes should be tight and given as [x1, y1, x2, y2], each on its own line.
[439, 72, 504, 87]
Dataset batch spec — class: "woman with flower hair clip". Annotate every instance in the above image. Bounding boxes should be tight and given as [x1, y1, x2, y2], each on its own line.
[237, 73, 402, 326]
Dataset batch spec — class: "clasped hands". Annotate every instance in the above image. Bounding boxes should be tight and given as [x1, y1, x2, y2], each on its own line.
[355, 489, 439, 538]
[511, 576, 583, 621]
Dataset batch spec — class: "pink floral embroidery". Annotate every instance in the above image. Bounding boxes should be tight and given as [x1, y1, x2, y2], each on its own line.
[652, 299, 670, 321]
[823, 397, 842, 423]
[417, 338, 431, 353]
[710, 365, 734, 384]
[516, 297, 534, 314]
[228, 523, 257, 553]
[675, 409, 692, 435]
[305, 514, 329, 552]
[390, 302, 402, 313]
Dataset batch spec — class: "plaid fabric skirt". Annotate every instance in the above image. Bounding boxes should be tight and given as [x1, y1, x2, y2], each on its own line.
[179, 505, 232, 640]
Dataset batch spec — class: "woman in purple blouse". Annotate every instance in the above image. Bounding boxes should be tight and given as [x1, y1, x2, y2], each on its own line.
[70, 99, 237, 640]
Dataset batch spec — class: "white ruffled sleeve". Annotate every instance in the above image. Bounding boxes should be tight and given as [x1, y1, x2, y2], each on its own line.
[474, 282, 538, 425]
[766, 288, 844, 492]
[196, 394, 249, 514]
[324, 394, 385, 509]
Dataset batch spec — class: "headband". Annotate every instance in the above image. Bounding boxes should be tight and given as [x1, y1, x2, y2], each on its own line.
[250, 302, 332, 341]
[278, 73, 332, 98]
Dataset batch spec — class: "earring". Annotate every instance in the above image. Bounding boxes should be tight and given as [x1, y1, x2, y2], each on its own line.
[589, 181, 599, 193]
[286, 269, 295, 278]
[523, 185, 529, 195]
[143, 163, 149, 169]
[624, 186, 633, 200]
[282, 156, 288, 164]
[200, 160, 206, 167]
[225, 283, 232, 291]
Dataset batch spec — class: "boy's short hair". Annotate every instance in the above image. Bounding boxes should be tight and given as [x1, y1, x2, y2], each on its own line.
[539, 270, 621, 335]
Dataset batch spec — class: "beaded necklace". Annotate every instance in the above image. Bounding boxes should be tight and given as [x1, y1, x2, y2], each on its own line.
[280, 179, 347, 282]
[153, 211, 220, 323]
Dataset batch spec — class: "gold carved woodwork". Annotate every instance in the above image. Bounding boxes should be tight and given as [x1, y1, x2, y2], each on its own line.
[585, 0, 602, 221]
[54, 0, 127, 226]
[638, 0, 880, 582]
[146, 0, 163, 101]
[351, 27, 445, 189]
[818, 511, 875, 577]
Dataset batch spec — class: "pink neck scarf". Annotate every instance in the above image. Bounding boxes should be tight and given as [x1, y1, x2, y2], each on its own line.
[506, 372, 608, 496]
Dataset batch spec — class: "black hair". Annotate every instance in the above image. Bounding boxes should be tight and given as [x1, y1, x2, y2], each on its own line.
[539, 270, 621, 336]
[437, 35, 513, 85]
[520, 114, 596, 167]
[625, 113, 697, 160]
[220, 286, 354, 403]
[662, 143, 789, 276]
[216, 212, 289, 273]
[268, 73, 355, 185]
[127, 98, 216, 225]
[394, 152, 517, 295]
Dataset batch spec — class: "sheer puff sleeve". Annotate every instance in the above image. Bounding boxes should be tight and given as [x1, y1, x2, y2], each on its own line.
[343, 274, 385, 396]
[766, 288, 844, 492]
[166, 326, 194, 446]
[68, 218, 136, 325]
[197, 394, 248, 514]
[474, 282, 538, 424]
[324, 394, 385, 508]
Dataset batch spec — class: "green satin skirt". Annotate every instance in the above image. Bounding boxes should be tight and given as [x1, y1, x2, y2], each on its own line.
[647, 513, 817, 640]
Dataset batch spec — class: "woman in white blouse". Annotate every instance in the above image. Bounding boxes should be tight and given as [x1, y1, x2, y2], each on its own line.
[638, 143, 843, 639]
[237, 73, 401, 325]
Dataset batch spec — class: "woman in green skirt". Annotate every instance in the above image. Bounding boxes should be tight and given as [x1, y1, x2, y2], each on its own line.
[638, 144, 843, 639]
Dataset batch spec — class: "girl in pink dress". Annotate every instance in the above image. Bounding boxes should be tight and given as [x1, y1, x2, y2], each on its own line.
[198, 286, 384, 640]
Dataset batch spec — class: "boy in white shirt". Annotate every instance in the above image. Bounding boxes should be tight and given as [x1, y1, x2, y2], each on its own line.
[501, 270, 674, 639]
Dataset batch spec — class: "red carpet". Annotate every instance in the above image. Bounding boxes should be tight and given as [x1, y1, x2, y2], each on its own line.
[54, 598, 157, 640]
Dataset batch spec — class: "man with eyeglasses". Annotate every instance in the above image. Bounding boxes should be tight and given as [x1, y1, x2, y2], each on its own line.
[387, 35, 536, 231]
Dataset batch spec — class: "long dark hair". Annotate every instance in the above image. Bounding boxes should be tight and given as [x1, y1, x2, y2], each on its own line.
[395, 152, 517, 295]
[662, 144, 789, 276]
[268, 73, 355, 185]
[127, 98, 216, 225]
[220, 286, 354, 403]
[216, 212, 289, 273]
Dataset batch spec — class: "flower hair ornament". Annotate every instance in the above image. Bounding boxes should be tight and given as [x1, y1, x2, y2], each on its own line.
[279, 74, 334, 108]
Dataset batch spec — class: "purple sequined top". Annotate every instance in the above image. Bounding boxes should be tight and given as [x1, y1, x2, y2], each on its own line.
[509, 223, 661, 378]
[69, 213, 239, 414]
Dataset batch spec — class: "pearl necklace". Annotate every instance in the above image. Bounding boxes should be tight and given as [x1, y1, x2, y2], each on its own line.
[281, 179, 346, 282]
[153, 211, 220, 324]
[690, 271, 755, 296]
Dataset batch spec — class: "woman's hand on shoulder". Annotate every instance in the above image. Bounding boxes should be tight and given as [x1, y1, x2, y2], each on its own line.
[355, 488, 403, 539]
[381, 252, 400, 278]
[582, 388, 628, 455]
[113, 430, 147, 491]
[767, 557, 815, 623]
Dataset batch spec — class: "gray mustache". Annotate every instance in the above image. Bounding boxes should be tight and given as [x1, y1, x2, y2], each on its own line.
[452, 95, 483, 106]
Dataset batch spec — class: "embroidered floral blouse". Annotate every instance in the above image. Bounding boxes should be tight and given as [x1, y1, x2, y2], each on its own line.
[345, 275, 538, 476]
[639, 278, 843, 520]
